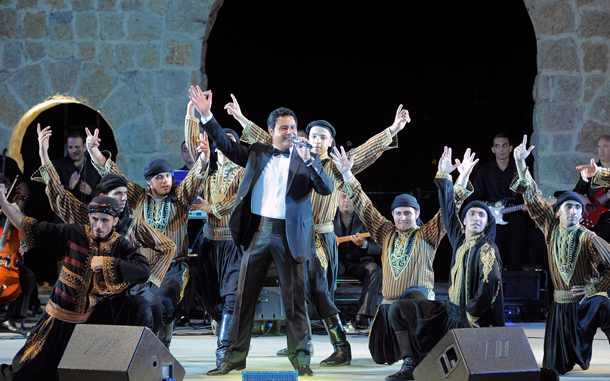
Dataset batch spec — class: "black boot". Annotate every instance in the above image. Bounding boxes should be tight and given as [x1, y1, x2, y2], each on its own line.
[385, 357, 415, 381]
[319, 314, 351, 367]
[277, 341, 314, 356]
[539, 367, 559, 381]
[215, 314, 233, 367]
[162, 321, 173, 349]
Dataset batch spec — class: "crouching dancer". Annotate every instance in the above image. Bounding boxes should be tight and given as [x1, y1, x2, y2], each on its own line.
[0, 194, 151, 381]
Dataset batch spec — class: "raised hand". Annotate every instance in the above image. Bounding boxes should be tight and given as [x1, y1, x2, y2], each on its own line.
[514, 134, 535, 163]
[457, 148, 479, 175]
[438, 146, 460, 173]
[187, 100, 196, 117]
[224, 94, 248, 126]
[188, 85, 212, 118]
[389, 104, 411, 136]
[294, 136, 312, 161]
[69, 171, 80, 190]
[330, 146, 355, 175]
[196, 132, 210, 163]
[85, 127, 100, 150]
[576, 158, 598, 182]
[37, 123, 52, 164]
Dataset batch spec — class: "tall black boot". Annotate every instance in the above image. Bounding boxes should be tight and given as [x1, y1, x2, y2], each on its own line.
[385, 331, 416, 381]
[215, 314, 233, 367]
[319, 314, 351, 367]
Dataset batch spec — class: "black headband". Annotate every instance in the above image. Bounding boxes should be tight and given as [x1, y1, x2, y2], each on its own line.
[143, 158, 173, 181]
[88, 196, 120, 218]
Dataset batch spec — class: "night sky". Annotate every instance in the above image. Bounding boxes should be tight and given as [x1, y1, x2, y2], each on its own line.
[206, 1, 537, 215]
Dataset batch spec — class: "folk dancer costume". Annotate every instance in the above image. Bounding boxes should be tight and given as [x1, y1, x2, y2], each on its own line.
[240, 119, 397, 364]
[341, 172, 472, 365]
[385, 172, 504, 380]
[511, 168, 610, 374]
[32, 165, 176, 337]
[91, 155, 207, 346]
[185, 116, 245, 367]
[0, 197, 151, 381]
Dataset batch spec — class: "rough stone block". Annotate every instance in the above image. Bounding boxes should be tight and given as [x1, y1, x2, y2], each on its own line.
[583, 41, 609, 72]
[148, 99, 165, 126]
[72, 0, 93, 11]
[538, 38, 579, 72]
[575, 0, 597, 7]
[100, 12, 124, 40]
[533, 73, 551, 102]
[45, 60, 80, 95]
[17, 0, 38, 8]
[100, 84, 146, 125]
[9, 64, 50, 105]
[136, 43, 159, 69]
[98, 0, 117, 10]
[551, 75, 582, 102]
[124, 70, 156, 100]
[0, 9, 18, 39]
[167, 0, 209, 37]
[529, 0, 574, 35]
[77, 41, 95, 60]
[532, 131, 552, 153]
[25, 41, 46, 61]
[538, 153, 582, 189]
[45, 0, 66, 8]
[165, 39, 191, 66]
[116, 44, 136, 71]
[534, 102, 583, 131]
[114, 116, 158, 154]
[162, 129, 182, 152]
[167, 97, 186, 129]
[145, 0, 171, 14]
[590, 83, 610, 123]
[584, 74, 605, 102]
[127, 12, 162, 41]
[50, 21, 73, 40]
[49, 10, 73, 23]
[98, 42, 115, 67]
[0, 0, 14, 6]
[155, 70, 189, 97]
[23, 12, 47, 39]
[0, 84, 26, 126]
[122, 0, 143, 11]
[580, 11, 610, 38]
[552, 133, 575, 152]
[2, 42, 23, 69]
[77, 63, 118, 106]
[49, 41, 74, 59]
[577, 120, 610, 153]
[75, 11, 98, 39]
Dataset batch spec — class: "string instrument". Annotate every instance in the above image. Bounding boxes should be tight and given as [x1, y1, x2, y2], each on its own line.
[0, 177, 22, 304]
[336, 232, 371, 245]
[581, 187, 610, 229]
[486, 197, 556, 225]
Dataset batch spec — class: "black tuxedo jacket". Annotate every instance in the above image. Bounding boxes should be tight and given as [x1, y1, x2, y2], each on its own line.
[201, 117, 334, 262]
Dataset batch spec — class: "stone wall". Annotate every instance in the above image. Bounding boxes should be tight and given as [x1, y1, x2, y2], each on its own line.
[0, 0, 222, 183]
[526, 0, 610, 195]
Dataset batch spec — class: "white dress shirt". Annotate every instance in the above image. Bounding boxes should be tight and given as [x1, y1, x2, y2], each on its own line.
[251, 146, 293, 219]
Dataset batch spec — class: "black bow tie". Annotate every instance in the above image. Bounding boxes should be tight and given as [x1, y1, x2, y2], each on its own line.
[273, 148, 290, 157]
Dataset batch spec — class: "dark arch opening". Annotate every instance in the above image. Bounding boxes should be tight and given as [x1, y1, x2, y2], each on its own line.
[20, 103, 118, 223]
[206, 1, 537, 279]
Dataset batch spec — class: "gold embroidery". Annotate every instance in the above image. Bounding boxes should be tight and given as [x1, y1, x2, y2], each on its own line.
[552, 226, 584, 286]
[21, 314, 55, 363]
[388, 229, 419, 280]
[178, 263, 190, 304]
[59, 266, 83, 290]
[315, 234, 329, 271]
[480, 243, 495, 283]
[210, 161, 241, 204]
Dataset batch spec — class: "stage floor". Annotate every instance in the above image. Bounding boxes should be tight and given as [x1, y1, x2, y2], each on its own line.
[1, 322, 608, 380]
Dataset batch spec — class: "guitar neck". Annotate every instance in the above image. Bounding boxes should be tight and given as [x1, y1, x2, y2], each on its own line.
[501, 204, 525, 214]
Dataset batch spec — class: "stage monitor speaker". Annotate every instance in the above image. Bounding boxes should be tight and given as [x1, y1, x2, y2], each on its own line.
[58, 324, 185, 381]
[503, 271, 541, 300]
[413, 326, 539, 381]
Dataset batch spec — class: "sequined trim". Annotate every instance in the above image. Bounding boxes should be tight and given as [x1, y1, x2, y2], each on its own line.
[22, 216, 38, 250]
[554, 290, 582, 303]
[315, 234, 329, 271]
[143, 197, 171, 233]
[314, 221, 334, 234]
[203, 224, 232, 241]
[435, 171, 452, 180]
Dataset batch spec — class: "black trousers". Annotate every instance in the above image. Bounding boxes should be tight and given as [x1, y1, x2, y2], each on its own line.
[6, 265, 36, 320]
[304, 232, 340, 320]
[224, 217, 310, 370]
[338, 259, 382, 317]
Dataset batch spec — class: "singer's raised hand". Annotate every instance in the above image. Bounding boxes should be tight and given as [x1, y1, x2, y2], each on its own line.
[294, 136, 312, 161]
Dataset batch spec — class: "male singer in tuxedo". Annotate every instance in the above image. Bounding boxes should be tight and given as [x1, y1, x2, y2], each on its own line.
[189, 87, 334, 377]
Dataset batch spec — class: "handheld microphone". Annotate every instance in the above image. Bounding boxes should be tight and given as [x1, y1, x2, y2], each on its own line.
[291, 136, 313, 149]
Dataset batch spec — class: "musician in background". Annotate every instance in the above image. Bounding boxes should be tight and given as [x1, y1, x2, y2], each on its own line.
[574, 135, 610, 243]
[467, 132, 528, 270]
[333, 191, 382, 329]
